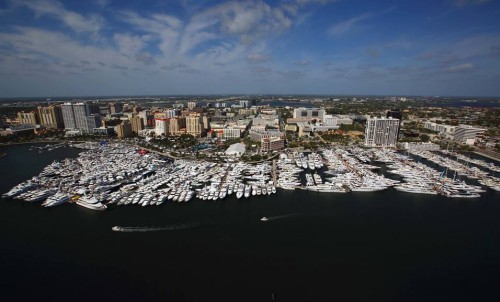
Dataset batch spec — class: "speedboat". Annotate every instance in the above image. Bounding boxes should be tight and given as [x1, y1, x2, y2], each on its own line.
[260, 217, 269, 222]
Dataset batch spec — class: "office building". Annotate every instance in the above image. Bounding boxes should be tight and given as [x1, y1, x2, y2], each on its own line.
[364, 117, 400, 147]
[322, 115, 338, 127]
[453, 125, 486, 145]
[223, 128, 241, 139]
[423, 122, 456, 136]
[293, 108, 325, 121]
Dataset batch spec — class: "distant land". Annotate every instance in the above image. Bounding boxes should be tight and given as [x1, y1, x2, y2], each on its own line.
[1, 94, 499, 102]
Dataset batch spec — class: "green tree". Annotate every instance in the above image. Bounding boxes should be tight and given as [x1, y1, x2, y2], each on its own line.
[420, 134, 430, 142]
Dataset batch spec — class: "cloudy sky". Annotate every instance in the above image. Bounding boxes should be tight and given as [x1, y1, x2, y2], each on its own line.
[0, 0, 499, 97]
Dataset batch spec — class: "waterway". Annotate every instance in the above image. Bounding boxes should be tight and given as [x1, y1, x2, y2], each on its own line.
[1, 144, 499, 302]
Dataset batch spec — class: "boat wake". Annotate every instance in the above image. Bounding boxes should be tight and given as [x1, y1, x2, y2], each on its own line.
[112, 222, 200, 232]
[263, 213, 301, 221]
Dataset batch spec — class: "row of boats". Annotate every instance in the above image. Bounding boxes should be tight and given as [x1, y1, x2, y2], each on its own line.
[2, 143, 499, 209]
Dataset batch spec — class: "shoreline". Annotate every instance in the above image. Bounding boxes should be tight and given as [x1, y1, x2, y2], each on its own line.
[0, 140, 86, 147]
[473, 151, 500, 163]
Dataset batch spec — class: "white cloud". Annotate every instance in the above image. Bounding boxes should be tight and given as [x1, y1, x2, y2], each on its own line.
[198, 1, 292, 44]
[0, 27, 129, 75]
[113, 33, 149, 55]
[119, 11, 181, 57]
[247, 53, 269, 63]
[15, 0, 103, 34]
[328, 13, 371, 36]
[448, 63, 474, 72]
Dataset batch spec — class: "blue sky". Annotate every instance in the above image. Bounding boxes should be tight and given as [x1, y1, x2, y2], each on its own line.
[0, 0, 499, 97]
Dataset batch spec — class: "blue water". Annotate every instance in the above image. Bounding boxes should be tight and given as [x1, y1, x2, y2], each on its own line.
[0, 144, 499, 301]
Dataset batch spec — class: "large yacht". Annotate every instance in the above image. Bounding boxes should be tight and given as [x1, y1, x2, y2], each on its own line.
[42, 191, 72, 207]
[76, 195, 107, 211]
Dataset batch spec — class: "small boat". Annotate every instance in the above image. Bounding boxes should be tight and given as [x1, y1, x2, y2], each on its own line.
[260, 217, 269, 222]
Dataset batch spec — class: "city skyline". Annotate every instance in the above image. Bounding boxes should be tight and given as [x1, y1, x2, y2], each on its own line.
[1, 0, 500, 97]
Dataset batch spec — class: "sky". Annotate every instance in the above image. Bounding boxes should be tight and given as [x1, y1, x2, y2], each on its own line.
[0, 0, 499, 97]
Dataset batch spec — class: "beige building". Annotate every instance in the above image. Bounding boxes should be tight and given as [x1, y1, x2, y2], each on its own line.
[131, 116, 144, 134]
[37, 105, 63, 129]
[187, 101, 197, 110]
[261, 137, 285, 153]
[202, 115, 211, 131]
[186, 114, 205, 136]
[116, 121, 132, 138]
[169, 117, 186, 136]
[17, 111, 38, 125]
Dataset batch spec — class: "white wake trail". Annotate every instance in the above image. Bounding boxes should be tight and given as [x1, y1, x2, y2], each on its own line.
[112, 222, 200, 232]
[265, 213, 301, 221]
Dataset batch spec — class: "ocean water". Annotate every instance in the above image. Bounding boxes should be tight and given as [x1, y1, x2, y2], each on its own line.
[1, 144, 499, 302]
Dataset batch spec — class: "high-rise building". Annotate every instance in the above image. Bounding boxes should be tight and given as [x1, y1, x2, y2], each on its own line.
[61, 103, 76, 129]
[187, 101, 196, 110]
[139, 110, 155, 127]
[386, 109, 402, 137]
[155, 118, 169, 136]
[84, 114, 102, 134]
[61, 102, 101, 133]
[131, 116, 144, 134]
[239, 100, 250, 108]
[186, 113, 205, 136]
[132, 106, 141, 114]
[116, 121, 132, 138]
[169, 117, 186, 136]
[17, 111, 38, 125]
[109, 102, 123, 114]
[37, 105, 63, 129]
[202, 116, 210, 131]
[165, 109, 181, 118]
[73, 103, 88, 131]
[364, 117, 400, 147]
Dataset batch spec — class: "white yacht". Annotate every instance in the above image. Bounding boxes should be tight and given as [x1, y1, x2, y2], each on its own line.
[76, 195, 107, 211]
[42, 192, 72, 207]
